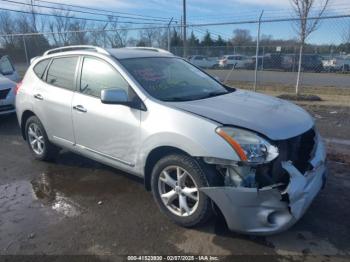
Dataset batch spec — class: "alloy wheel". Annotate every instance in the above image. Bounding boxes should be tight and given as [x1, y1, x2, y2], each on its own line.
[158, 165, 199, 217]
[28, 123, 45, 155]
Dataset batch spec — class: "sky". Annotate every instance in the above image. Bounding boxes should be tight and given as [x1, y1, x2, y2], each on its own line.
[1, 0, 350, 45]
[53, 0, 350, 44]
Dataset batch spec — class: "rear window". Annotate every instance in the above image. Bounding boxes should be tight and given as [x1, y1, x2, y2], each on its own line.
[46, 57, 78, 90]
[33, 59, 50, 79]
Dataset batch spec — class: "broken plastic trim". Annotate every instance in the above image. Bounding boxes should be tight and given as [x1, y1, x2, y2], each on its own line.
[200, 136, 327, 235]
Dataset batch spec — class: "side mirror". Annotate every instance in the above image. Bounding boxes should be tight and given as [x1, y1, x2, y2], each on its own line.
[101, 88, 129, 105]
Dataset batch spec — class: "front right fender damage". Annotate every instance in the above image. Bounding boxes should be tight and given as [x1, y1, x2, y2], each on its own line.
[200, 132, 328, 235]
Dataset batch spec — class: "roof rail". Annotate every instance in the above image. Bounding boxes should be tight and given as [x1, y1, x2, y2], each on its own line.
[124, 47, 172, 54]
[43, 45, 109, 56]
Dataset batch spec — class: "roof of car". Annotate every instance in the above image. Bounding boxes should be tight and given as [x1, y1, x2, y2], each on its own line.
[39, 46, 175, 63]
[107, 48, 174, 59]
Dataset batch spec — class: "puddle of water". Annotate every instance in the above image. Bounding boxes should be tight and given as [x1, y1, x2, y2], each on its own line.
[31, 173, 82, 218]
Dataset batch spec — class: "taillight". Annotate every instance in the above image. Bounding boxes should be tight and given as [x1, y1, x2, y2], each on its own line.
[15, 81, 22, 95]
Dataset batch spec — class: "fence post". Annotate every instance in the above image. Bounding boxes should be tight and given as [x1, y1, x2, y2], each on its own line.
[167, 17, 174, 51]
[262, 46, 265, 70]
[23, 35, 29, 65]
[295, 43, 303, 95]
[254, 10, 264, 92]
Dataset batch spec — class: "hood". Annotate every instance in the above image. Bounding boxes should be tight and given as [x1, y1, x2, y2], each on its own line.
[170, 90, 314, 141]
[0, 75, 16, 90]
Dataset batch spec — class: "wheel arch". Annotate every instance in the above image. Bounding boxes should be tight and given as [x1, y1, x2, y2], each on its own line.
[144, 146, 190, 191]
[21, 110, 36, 140]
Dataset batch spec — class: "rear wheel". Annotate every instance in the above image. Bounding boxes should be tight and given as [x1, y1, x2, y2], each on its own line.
[25, 116, 58, 161]
[151, 154, 214, 227]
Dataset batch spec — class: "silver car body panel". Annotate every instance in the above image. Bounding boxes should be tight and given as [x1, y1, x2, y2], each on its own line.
[170, 90, 314, 140]
[16, 47, 328, 235]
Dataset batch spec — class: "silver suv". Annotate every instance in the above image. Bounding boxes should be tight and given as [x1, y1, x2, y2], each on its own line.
[16, 46, 327, 235]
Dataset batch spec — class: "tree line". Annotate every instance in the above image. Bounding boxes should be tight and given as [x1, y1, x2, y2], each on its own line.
[0, 1, 349, 63]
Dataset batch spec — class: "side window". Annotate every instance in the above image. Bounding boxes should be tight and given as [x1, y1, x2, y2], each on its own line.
[46, 57, 78, 90]
[80, 57, 129, 98]
[33, 59, 50, 79]
[0, 56, 14, 75]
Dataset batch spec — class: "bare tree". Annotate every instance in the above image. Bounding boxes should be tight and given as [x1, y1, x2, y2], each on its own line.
[105, 16, 129, 48]
[290, 0, 330, 95]
[89, 23, 108, 47]
[69, 20, 89, 45]
[139, 27, 159, 46]
[231, 29, 252, 47]
[153, 29, 167, 48]
[0, 12, 16, 47]
[49, 9, 73, 46]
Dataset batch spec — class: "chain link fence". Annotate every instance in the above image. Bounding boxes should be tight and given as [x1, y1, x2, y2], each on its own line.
[1, 13, 350, 91]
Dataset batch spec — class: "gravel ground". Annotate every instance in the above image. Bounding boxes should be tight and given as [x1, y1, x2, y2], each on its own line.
[0, 107, 349, 261]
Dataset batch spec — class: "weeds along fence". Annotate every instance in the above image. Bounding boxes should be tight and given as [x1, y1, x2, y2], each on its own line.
[1, 13, 350, 92]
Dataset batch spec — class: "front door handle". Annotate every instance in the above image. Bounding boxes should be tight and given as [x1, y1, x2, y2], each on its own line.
[34, 94, 43, 100]
[73, 105, 87, 113]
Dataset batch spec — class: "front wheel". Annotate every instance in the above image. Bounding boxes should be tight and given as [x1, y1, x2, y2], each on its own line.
[151, 154, 214, 227]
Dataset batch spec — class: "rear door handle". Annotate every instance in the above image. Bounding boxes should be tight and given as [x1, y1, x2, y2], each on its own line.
[34, 94, 43, 100]
[73, 105, 87, 113]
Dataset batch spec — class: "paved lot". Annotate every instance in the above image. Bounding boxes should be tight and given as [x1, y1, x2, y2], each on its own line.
[207, 69, 350, 88]
[0, 113, 350, 261]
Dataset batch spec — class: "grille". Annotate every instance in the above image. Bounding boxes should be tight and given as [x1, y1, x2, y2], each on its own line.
[0, 105, 15, 112]
[256, 128, 316, 187]
[0, 88, 11, 99]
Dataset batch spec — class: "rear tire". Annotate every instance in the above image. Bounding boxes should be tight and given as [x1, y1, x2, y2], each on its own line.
[25, 116, 58, 161]
[151, 154, 215, 228]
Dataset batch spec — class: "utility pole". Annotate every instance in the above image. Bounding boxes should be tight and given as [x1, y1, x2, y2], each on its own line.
[253, 10, 264, 92]
[103, 23, 108, 48]
[167, 17, 174, 51]
[23, 36, 29, 65]
[183, 0, 187, 58]
[31, 0, 37, 31]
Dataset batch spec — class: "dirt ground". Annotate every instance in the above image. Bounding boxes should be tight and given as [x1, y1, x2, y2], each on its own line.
[0, 95, 350, 261]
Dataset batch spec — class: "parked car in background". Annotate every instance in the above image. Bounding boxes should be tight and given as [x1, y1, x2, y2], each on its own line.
[245, 53, 283, 71]
[218, 55, 250, 69]
[322, 56, 350, 72]
[282, 54, 323, 72]
[187, 55, 219, 69]
[0, 55, 19, 115]
[16, 45, 327, 235]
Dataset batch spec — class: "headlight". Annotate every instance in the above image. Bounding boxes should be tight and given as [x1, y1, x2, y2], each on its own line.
[216, 127, 278, 164]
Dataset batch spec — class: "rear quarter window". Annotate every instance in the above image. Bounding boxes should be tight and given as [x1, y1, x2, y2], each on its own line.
[46, 56, 79, 91]
[33, 59, 50, 79]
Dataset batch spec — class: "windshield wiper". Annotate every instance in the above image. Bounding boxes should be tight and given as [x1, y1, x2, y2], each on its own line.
[162, 96, 193, 102]
[162, 91, 229, 102]
[201, 91, 229, 99]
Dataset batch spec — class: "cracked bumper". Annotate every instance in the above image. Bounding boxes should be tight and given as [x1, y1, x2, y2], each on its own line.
[200, 136, 327, 235]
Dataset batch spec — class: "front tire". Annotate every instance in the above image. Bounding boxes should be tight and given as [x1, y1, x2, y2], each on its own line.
[25, 116, 58, 161]
[151, 154, 214, 228]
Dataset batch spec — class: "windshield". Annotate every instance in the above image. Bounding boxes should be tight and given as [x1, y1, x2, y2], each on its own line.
[120, 57, 231, 101]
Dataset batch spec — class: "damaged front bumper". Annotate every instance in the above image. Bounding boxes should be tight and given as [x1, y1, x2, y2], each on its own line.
[201, 136, 327, 235]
